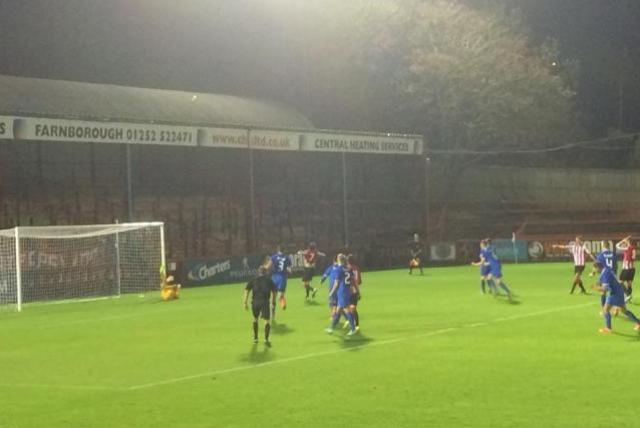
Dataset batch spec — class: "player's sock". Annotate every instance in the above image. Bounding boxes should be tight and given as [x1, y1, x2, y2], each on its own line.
[570, 281, 577, 294]
[353, 309, 359, 327]
[604, 312, 612, 329]
[330, 311, 341, 329]
[265, 323, 271, 341]
[271, 302, 276, 319]
[419, 267, 424, 275]
[346, 312, 356, 331]
[600, 295, 606, 307]
[499, 282, 511, 296]
[624, 309, 640, 324]
[487, 279, 498, 294]
[480, 280, 486, 293]
[304, 284, 310, 299]
[578, 280, 586, 293]
[252, 321, 258, 340]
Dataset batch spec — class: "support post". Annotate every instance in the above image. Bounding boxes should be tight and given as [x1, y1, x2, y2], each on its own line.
[424, 157, 431, 241]
[14, 227, 22, 312]
[342, 151, 349, 247]
[115, 230, 122, 296]
[248, 131, 257, 252]
[160, 222, 166, 271]
[126, 144, 133, 222]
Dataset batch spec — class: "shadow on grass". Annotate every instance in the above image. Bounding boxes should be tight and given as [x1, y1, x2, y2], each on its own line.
[493, 295, 522, 305]
[613, 331, 640, 341]
[238, 344, 274, 364]
[271, 321, 295, 335]
[304, 300, 320, 306]
[336, 333, 374, 350]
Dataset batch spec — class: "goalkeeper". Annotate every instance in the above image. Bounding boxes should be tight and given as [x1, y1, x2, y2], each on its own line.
[160, 264, 181, 301]
[409, 241, 424, 275]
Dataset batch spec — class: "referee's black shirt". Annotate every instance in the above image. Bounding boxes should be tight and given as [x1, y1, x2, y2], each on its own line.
[245, 275, 277, 304]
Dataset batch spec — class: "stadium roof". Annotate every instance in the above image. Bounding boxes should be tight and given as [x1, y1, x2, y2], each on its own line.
[0, 74, 314, 129]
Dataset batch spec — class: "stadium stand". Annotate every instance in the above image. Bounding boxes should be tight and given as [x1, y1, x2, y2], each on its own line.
[0, 75, 425, 269]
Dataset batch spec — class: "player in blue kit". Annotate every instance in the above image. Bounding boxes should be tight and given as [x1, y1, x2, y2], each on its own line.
[484, 239, 514, 301]
[325, 254, 356, 336]
[591, 241, 618, 309]
[471, 240, 497, 295]
[591, 262, 640, 333]
[320, 256, 341, 320]
[595, 241, 617, 273]
[269, 245, 292, 320]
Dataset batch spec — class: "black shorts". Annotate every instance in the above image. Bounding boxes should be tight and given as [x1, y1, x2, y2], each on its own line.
[620, 268, 636, 282]
[349, 292, 360, 306]
[574, 265, 585, 275]
[252, 301, 270, 320]
[302, 267, 314, 282]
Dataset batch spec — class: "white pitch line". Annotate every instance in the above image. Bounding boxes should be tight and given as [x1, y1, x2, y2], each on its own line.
[0, 302, 595, 392]
[127, 302, 594, 391]
[0, 383, 125, 391]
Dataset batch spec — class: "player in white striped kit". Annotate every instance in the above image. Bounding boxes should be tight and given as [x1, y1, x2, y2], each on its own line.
[616, 236, 636, 303]
[553, 236, 595, 294]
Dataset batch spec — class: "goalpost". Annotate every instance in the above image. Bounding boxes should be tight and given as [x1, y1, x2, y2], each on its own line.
[0, 222, 165, 312]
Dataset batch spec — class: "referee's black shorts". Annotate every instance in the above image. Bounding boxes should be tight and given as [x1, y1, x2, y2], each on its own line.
[574, 265, 585, 275]
[252, 301, 271, 320]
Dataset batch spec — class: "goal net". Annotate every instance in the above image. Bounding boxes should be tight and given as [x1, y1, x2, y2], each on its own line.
[0, 222, 165, 312]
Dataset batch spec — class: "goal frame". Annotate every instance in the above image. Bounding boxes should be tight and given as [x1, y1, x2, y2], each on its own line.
[5, 222, 165, 312]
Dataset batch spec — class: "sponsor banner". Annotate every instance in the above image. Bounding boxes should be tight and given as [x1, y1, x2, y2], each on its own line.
[0, 116, 13, 140]
[430, 242, 456, 261]
[198, 127, 248, 149]
[491, 240, 529, 263]
[527, 239, 615, 262]
[249, 130, 300, 151]
[184, 252, 308, 286]
[4, 115, 424, 156]
[12, 117, 197, 146]
[302, 132, 423, 155]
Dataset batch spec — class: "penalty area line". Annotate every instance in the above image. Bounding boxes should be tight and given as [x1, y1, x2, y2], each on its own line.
[127, 301, 595, 391]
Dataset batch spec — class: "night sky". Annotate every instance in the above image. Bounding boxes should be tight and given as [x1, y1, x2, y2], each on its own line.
[0, 0, 638, 137]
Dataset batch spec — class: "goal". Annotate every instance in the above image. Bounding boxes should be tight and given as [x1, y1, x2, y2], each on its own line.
[0, 222, 165, 312]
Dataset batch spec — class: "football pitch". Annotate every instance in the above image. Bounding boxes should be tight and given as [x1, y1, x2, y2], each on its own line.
[1, 262, 638, 428]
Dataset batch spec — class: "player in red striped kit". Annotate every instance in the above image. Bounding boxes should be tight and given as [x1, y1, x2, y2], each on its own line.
[344, 254, 362, 332]
[297, 242, 325, 301]
[616, 236, 636, 303]
[553, 236, 595, 294]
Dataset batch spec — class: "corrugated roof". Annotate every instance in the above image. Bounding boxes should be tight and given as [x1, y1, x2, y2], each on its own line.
[0, 75, 314, 129]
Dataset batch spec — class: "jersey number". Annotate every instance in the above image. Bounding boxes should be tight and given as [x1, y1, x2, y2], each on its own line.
[344, 272, 351, 285]
[278, 259, 285, 271]
[605, 258, 613, 269]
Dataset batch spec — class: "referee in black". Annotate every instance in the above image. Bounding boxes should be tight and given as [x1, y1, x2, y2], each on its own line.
[243, 266, 277, 346]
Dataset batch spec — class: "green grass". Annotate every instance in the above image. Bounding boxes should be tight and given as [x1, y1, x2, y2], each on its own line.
[1, 262, 639, 428]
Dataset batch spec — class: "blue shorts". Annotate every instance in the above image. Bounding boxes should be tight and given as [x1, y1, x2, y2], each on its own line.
[329, 294, 338, 307]
[606, 294, 625, 307]
[272, 274, 287, 292]
[490, 264, 502, 278]
[480, 265, 491, 276]
[337, 289, 351, 308]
